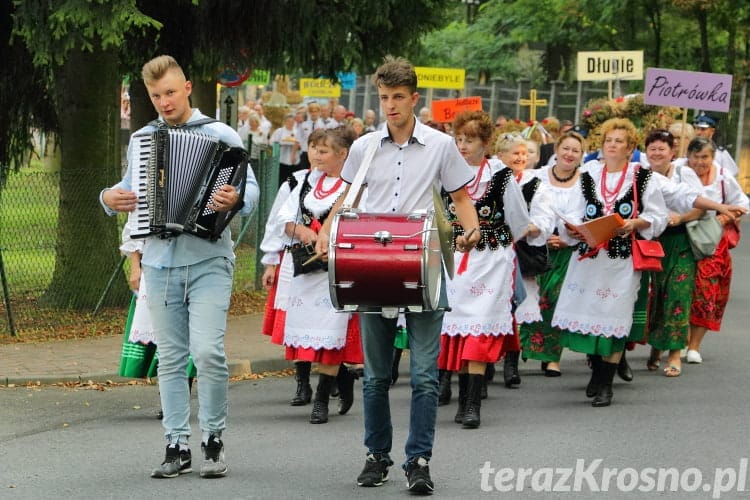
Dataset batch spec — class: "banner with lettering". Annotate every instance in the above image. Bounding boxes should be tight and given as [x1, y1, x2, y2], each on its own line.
[644, 68, 732, 112]
[576, 51, 643, 81]
[299, 78, 342, 98]
[431, 96, 482, 123]
[415, 67, 466, 90]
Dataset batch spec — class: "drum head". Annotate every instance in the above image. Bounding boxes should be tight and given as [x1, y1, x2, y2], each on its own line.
[422, 212, 442, 310]
[433, 189, 454, 279]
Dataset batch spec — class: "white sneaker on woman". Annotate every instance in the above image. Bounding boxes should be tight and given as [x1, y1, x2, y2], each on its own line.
[686, 350, 702, 364]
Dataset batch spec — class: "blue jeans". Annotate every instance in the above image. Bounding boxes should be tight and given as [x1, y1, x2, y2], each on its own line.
[144, 257, 233, 445]
[360, 283, 446, 466]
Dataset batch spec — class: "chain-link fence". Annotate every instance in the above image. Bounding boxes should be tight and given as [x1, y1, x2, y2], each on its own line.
[0, 146, 279, 338]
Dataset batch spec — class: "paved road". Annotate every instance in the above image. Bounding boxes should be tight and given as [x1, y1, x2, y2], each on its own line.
[2, 233, 750, 499]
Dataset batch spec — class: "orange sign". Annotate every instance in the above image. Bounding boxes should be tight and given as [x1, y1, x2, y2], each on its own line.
[431, 96, 483, 123]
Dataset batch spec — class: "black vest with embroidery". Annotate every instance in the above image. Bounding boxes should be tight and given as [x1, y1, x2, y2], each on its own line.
[298, 172, 334, 228]
[521, 177, 541, 211]
[577, 167, 651, 260]
[442, 167, 514, 251]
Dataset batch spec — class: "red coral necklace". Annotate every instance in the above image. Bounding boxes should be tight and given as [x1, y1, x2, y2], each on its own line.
[313, 174, 343, 199]
[600, 164, 628, 214]
[466, 159, 489, 200]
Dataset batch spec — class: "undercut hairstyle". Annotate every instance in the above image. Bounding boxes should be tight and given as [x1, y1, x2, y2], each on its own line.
[142, 55, 185, 86]
[453, 110, 494, 146]
[372, 56, 418, 94]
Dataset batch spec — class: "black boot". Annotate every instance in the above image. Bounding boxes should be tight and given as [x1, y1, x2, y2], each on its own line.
[290, 361, 313, 406]
[504, 351, 521, 388]
[617, 350, 633, 382]
[485, 363, 496, 382]
[462, 374, 483, 429]
[592, 361, 617, 407]
[310, 373, 335, 423]
[438, 370, 453, 406]
[336, 364, 356, 415]
[454, 374, 469, 424]
[586, 355, 602, 397]
[391, 348, 402, 385]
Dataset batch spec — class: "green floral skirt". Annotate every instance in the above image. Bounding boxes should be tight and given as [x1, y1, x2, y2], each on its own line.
[520, 247, 573, 362]
[647, 231, 695, 351]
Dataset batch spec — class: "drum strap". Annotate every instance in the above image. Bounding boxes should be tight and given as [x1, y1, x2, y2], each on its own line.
[341, 134, 380, 209]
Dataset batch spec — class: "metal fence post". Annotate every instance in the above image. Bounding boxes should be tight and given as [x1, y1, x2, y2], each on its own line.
[0, 247, 17, 336]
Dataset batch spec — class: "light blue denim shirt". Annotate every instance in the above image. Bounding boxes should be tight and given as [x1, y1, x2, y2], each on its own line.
[100, 109, 260, 268]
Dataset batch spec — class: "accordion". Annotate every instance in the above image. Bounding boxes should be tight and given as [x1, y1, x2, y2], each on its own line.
[128, 126, 248, 241]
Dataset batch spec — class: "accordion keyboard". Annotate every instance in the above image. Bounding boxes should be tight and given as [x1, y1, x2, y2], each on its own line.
[128, 132, 153, 238]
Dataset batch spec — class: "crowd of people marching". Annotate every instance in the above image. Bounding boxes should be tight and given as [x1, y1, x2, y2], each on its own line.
[255, 103, 747, 429]
[112, 55, 747, 491]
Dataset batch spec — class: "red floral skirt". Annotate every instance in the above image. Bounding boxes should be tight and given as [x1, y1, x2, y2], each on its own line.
[690, 234, 732, 331]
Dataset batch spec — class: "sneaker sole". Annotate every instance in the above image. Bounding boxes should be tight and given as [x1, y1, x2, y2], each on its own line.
[357, 477, 387, 487]
[151, 467, 192, 479]
[200, 467, 228, 478]
[407, 479, 434, 494]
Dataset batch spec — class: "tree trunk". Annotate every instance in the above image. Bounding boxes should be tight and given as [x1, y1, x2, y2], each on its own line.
[42, 48, 129, 309]
[129, 78, 157, 132]
[191, 77, 218, 119]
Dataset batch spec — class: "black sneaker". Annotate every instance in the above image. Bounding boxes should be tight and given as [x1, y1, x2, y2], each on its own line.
[405, 457, 434, 494]
[151, 444, 192, 478]
[357, 453, 392, 487]
[200, 435, 227, 478]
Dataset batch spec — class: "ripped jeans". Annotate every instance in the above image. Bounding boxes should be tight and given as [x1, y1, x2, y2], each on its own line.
[143, 257, 233, 445]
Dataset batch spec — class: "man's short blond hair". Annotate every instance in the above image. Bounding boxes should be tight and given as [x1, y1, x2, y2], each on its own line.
[141, 55, 185, 86]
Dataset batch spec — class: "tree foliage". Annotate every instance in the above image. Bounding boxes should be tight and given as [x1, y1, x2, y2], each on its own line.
[419, 0, 749, 84]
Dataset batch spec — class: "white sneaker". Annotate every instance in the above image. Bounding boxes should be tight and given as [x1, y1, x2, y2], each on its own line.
[686, 350, 702, 364]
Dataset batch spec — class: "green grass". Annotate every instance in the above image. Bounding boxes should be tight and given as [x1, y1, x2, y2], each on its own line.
[0, 162, 59, 293]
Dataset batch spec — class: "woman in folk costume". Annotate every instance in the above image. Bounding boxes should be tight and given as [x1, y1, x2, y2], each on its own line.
[519, 131, 586, 377]
[684, 137, 748, 364]
[496, 132, 556, 387]
[278, 126, 362, 424]
[259, 167, 313, 406]
[643, 129, 706, 377]
[552, 118, 669, 407]
[438, 111, 533, 429]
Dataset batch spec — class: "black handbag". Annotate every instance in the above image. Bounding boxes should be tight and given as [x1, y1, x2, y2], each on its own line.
[289, 243, 328, 276]
[515, 240, 551, 277]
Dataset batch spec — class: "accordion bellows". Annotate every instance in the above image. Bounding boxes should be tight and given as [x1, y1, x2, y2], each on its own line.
[129, 126, 248, 241]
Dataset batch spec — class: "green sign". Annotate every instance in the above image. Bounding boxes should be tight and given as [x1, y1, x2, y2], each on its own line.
[245, 69, 270, 86]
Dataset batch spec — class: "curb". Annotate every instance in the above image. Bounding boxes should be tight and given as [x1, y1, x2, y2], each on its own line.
[1, 358, 294, 387]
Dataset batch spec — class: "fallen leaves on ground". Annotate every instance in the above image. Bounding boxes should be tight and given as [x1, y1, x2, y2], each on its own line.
[0, 290, 268, 345]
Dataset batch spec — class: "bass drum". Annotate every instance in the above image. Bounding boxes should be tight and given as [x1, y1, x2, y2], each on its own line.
[328, 211, 442, 312]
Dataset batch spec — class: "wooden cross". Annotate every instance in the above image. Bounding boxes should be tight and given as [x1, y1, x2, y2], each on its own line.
[519, 89, 548, 122]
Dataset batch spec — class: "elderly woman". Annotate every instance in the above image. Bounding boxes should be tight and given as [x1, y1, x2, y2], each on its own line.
[495, 133, 555, 388]
[552, 118, 669, 407]
[684, 137, 749, 364]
